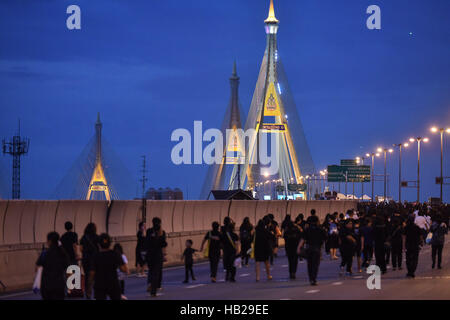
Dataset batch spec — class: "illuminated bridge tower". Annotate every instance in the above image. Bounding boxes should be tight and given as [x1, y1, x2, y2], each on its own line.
[86, 113, 111, 201]
[200, 62, 245, 199]
[241, 0, 315, 198]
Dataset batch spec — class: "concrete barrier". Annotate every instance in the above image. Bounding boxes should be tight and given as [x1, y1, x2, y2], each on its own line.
[0, 201, 7, 245]
[0, 199, 359, 293]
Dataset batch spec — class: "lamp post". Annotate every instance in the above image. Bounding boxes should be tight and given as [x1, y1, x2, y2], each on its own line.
[430, 127, 450, 203]
[356, 156, 367, 200]
[367, 152, 380, 202]
[377, 147, 394, 202]
[409, 137, 429, 203]
[393, 143, 409, 203]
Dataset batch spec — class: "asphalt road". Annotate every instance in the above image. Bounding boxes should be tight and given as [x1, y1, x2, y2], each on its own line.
[2, 238, 450, 300]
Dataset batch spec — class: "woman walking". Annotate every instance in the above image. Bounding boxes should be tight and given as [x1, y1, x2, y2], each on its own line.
[283, 219, 302, 279]
[239, 217, 254, 267]
[200, 221, 222, 282]
[36, 232, 69, 300]
[80, 223, 100, 299]
[253, 217, 273, 282]
[430, 215, 448, 269]
[135, 221, 147, 277]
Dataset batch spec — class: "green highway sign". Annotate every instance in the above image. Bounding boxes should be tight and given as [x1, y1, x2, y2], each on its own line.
[327, 165, 371, 183]
[288, 183, 307, 192]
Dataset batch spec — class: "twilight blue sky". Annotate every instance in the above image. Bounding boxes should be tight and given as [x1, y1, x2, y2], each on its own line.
[0, 0, 449, 201]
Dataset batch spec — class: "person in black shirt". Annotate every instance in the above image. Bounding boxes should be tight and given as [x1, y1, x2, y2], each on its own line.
[283, 219, 302, 279]
[374, 216, 387, 274]
[60, 221, 79, 265]
[297, 215, 326, 285]
[360, 218, 375, 268]
[91, 233, 127, 300]
[200, 222, 221, 282]
[354, 220, 362, 273]
[145, 217, 167, 297]
[221, 220, 240, 282]
[239, 217, 254, 267]
[390, 216, 404, 270]
[254, 218, 273, 282]
[80, 223, 100, 299]
[135, 221, 147, 277]
[36, 232, 70, 300]
[182, 239, 197, 283]
[339, 219, 356, 275]
[404, 215, 423, 278]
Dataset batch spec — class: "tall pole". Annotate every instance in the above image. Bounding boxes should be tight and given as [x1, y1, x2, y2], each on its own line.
[384, 149, 387, 201]
[440, 129, 443, 203]
[398, 144, 402, 203]
[361, 158, 364, 200]
[371, 154, 375, 202]
[417, 138, 421, 203]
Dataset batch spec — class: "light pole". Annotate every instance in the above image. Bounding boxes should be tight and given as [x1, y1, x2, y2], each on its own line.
[378, 147, 394, 202]
[409, 137, 429, 203]
[356, 156, 367, 200]
[430, 127, 450, 203]
[393, 143, 409, 203]
[367, 152, 380, 202]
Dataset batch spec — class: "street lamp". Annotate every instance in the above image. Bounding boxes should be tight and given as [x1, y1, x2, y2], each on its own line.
[367, 152, 380, 202]
[377, 148, 394, 202]
[409, 137, 429, 203]
[430, 126, 450, 203]
[393, 142, 409, 203]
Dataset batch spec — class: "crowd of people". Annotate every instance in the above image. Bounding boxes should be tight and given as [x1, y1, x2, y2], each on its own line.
[34, 202, 449, 299]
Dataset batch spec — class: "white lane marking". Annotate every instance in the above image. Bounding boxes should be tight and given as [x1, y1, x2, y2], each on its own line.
[305, 289, 320, 294]
[239, 273, 250, 277]
[0, 291, 33, 299]
[186, 284, 206, 289]
[332, 281, 343, 285]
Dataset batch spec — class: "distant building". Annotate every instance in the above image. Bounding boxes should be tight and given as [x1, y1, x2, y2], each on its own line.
[145, 187, 183, 200]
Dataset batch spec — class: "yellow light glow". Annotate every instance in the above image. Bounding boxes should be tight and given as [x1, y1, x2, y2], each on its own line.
[264, 0, 279, 23]
[404, 143, 409, 147]
[446, 128, 450, 133]
[431, 127, 438, 133]
[409, 138, 415, 142]
[377, 148, 382, 153]
[423, 138, 429, 142]
[376, 153, 380, 157]
[388, 149, 393, 153]
[366, 153, 370, 157]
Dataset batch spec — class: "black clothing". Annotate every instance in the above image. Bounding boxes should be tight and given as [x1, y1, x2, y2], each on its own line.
[92, 250, 124, 300]
[80, 233, 99, 297]
[340, 228, 356, 272]
[432, 244, 443, 268]
[284, 224, 302, 276]
[60, 231, 78, 264]
[221, 230, 239, 281]
[183, 248, 197, 265]
[135, 230, 146, 267]
[374, 224, 387, 273]
[254, 225, 272, 262]
[184, 263, 195, 281]
[391, 225, 403, 269]
[240, 224, 253, 265]
[405, 224, 422, 276]
[36, 246, 70, 300]
[303, 225, 326, 282]
[204, 230, 221, 278]
[145, 227, 167, 295]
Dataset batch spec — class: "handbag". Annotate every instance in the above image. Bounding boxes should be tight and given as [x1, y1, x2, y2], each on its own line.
[32, 266, 43, 294]
[203, 232, 211, 258]
[426, 232, 433, 245]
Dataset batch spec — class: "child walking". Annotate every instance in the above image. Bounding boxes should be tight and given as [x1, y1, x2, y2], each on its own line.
[182, 240, 197, 283]
[113, 243, 129, 300]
